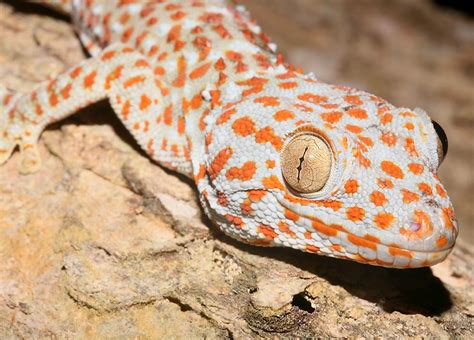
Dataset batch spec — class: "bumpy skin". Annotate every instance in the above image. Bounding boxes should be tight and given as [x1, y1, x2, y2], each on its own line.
[0, 0, 458, 268]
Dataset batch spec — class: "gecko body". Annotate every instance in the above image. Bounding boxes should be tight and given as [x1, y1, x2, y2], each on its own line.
[0, 0, 458, 268]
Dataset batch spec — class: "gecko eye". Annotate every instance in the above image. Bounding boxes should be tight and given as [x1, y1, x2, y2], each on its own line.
[281, 133, 333, 194]
[432, 120, 448, 165]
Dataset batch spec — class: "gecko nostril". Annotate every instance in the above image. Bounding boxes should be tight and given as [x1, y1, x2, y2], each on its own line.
[409, 221, 422, 232]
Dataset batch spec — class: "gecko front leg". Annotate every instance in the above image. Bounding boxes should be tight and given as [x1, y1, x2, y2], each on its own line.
[0, 43, 175, 173]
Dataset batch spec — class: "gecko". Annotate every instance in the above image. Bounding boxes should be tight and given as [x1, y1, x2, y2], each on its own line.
[0, 0, 457, 268]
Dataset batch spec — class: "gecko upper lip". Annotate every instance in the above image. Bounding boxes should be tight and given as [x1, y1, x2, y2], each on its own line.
[281, 204, 456, 254]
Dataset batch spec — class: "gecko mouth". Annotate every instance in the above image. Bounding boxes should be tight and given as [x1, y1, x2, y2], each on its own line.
[280, 202, 456, 267]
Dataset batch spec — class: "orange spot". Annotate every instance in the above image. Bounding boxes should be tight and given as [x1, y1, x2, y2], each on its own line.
[70, 66, 82, 79]
[35, 104, 43, 116]
[401, 189, 420, 204]
[139, 94, 151, 110]
[344, 95, 362, 106]
[374, 213, 395, 229]
[377, 178, 394, 189]
[370, 191, 386, 206]
[404, 122, 415, 130]
[365, 234, 381, 243]
[189, 62, 212, 79]
[172, 55, 186, 87]
[190, 93, 202, 110]
[437, 235, 448, 248]
[380, 113, 393, 125]
[262, 175, 284, 190]
[61, 84, 72, 99]
[388, 247, 413, 259]
[254, 96, 280, 107]
[232, 116, 255, 137]
[344, 179, 359, 194]
[105, 65, 124, 90]
[284, 209, 299, 222]
[358, 136, 374, 147]
[163, 105, 173, 126]
[209, 147, 233, 180]
[380, 132, 397, 146]
[225, 214, 244, 228]
[214, 57, 226, 70]
[248, 190, 266, 202]
[121, 100, 131, 120]
[49, 92, 58, 107]
[278, 221, 295, 237]
[436, 184, 447, 198]
[331, 244, 343, 252]
[216, 191, 229, 207]
[83, 71, 97, 89]
[306, 245, 320, 253]
[354, 148, 371, 168]
[293, 103, 313, 113]
[408, 163, 424, 175]
[255, 127, 282, 150]
[346, 207, 365, 222]
[347, 108, 368, 119]
[381, 160, 404, 179]
[404, 138, 418, 157]
[418, 182, 433, 195]
[216, 108, 236, 125]
[123, 75, 146, 88]
[273, 109, 295, 122]
[258, 224, 278, 241]
[194, 164, 206, 182]
[134, 59, 149, 68]
[240, 199, 253, 215]
[347, 234, 377, 251]
[442, 207, 456, 230]
[226, 161, 257, 181]
[298, 93, 327, 104]
[265, 160, 276, 169]
[279, 81, 298, 89]
[345, 124, 363, 134]
[177, 116, 185, 135]
[171, 10, 186, 20]
[321, 111, 343, 124]
[311, 219, 338, 237]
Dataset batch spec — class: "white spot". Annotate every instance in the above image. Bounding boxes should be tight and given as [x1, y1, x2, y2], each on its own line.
[111, 22, 123, 33]
[222, 81, 242, 103]
[127, 4, 141, 14]
[228, 40, 260, 54]
[92, 5, 103, 15]
[268, 42, 277, 52]
[185, 51, 199, 66]
[201, 84, 213, 102]
[93, 25, 103, 37]
[158, 23, 172, 36]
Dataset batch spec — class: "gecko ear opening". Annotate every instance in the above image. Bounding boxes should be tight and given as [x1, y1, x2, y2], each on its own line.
[281, 133, 332, 194]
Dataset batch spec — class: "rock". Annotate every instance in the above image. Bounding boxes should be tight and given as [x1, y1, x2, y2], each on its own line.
[0, 1, 473, 338]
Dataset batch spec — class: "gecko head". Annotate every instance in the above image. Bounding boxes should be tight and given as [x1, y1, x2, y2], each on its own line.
[200, 79, 457, 268]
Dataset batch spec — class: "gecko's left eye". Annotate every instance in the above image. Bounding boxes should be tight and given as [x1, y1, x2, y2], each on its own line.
[281, 133, 332, 194]
[432, 120, 448, 165]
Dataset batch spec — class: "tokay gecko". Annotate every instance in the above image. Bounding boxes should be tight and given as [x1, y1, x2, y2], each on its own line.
[0, 0, 458, 268]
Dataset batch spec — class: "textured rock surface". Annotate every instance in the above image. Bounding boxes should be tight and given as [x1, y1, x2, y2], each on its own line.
[0, 1, 473, 338]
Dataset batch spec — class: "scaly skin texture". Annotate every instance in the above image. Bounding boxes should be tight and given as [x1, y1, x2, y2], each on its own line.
[0, 0, 458, 268]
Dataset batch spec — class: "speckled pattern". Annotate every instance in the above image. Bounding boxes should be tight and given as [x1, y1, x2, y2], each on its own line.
[0, 0, 458, 268]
